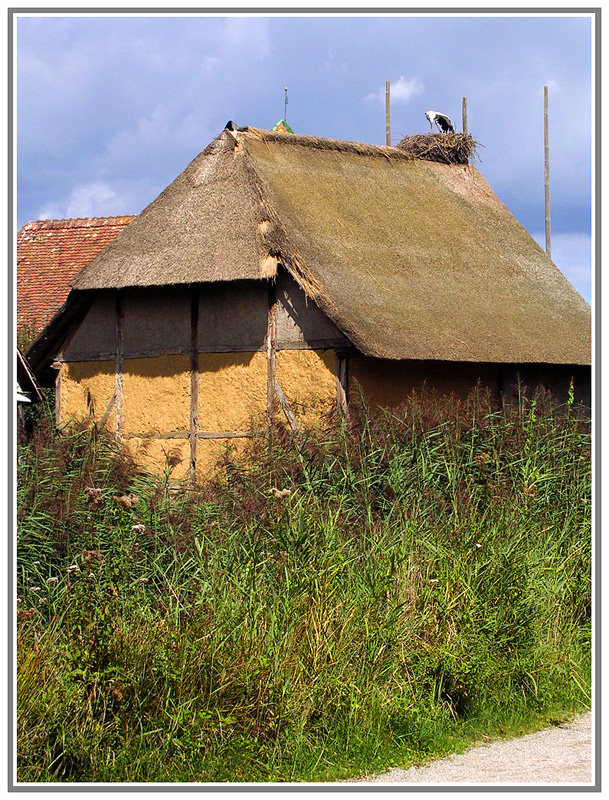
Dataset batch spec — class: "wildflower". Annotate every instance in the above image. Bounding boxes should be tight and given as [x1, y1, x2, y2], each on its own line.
[30, 586, 40, 593]
[46, 577, 58, 584]
[475, 542, 483, 550]
[33, 561, 40, 566]
[17, 598, 22, 604]
[85, 487, 104, 509]
[111, 685, 124, 702]
[38, 598, 46, 605]
[67, 564, 80, 573]
[131, 523, 145, 534]
[138, 577, 149, 583]
[83, 550, 104, 563]
[87, 572, 95, 580]
[270, 487, 291, 499]
[114, 493, 139, 510]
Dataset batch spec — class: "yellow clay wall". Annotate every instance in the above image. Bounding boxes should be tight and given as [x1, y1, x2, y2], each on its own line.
[60, 361, 115, 426]
[275, 349, 337, 424]
[122, 355, 190, 435]
[59, 349, 339, 478]
[124, 437, 191, 482]
[197, 351, 268, 432]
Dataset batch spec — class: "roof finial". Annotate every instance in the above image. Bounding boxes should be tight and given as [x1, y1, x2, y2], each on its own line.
[272, 88, 294, 134]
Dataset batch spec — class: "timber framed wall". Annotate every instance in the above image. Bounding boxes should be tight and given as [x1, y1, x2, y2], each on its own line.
[56, 271, 350, 478]
[50, 274, 590, 479]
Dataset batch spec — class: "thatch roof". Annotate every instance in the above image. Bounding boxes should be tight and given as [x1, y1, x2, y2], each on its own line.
[65, 125, 589, 365]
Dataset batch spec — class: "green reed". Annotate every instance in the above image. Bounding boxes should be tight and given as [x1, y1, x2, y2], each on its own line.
[16, 385, 591, 782]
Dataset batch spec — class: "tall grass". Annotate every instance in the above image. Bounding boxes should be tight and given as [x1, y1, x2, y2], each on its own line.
[16, 386, 591, 782]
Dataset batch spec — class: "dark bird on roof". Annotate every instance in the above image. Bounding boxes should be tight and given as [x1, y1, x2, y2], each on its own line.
[425, 110, 455, 134]
[225, 120, 248, 132]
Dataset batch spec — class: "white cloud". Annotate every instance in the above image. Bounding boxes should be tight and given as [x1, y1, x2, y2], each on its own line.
[366, 76, 423, 104]
[37, 181, 125, 220]
[532, 231, 591, 302]
[103, 106, 173, 164]
[218, 17, 271, 58]
[392, 76, 424, 103]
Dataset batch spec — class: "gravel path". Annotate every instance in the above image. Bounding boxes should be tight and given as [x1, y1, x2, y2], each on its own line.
[356, 712, 593, 785]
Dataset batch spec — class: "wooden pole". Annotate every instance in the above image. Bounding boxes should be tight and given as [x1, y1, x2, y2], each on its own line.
[274, 378, 300, 436]
[336, 355, 349, 419]
[266, 282, 277, 446]
[544, 85, 551, 259]
[115, 290, 124, 439]
[385, 81, 391, 146]
[189, 285, 199, 483]
[55, 366, 62, 426]
[462, 97, 468, 135]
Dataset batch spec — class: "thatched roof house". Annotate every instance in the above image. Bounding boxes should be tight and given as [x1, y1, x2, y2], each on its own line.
[27, 124, 591, 479]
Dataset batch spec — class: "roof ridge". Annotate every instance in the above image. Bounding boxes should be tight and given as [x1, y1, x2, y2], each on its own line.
[243, 127, 414, 161]
[20, 215, 136, 232]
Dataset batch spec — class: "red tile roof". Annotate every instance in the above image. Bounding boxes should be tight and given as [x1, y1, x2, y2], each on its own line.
[17, 215, 134, 335]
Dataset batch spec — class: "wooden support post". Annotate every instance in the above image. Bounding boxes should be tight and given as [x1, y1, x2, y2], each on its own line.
[124, 431, 189, 440]
[122, 430, 259, 441]
[274, 378, 300, 436]
[462, 97, 468, 135]
[385, 81, 391, 146]
[337, 355, 349, 419]
[96, 390, 116, 432]
[115, 290, 124, 439]
[266, 282, 277, 444]
[54, 364, 62, 426]
[190, 285, 200, 482]
[197, 431, 256, 440]
[544, 85, 551, 259]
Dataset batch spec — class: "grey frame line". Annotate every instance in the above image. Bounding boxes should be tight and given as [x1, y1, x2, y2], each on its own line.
[8, 6, 600, 792]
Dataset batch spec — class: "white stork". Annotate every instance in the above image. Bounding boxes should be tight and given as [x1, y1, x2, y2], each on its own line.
[425, 110, 455, 134]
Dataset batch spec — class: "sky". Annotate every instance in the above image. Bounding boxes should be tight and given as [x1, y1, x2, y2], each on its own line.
[15, 11, 593, 302]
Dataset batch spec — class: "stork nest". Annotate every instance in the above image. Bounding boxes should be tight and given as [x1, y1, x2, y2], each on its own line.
[396, 133, 478, 165]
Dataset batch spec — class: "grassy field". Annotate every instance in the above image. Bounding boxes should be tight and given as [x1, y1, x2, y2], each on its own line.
[16, 385, 591, 782]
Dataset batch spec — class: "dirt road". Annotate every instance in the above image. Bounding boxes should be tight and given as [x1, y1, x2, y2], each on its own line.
[356, 712, 593, 785]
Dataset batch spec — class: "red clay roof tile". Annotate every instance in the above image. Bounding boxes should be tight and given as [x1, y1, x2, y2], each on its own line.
[17, 215, 134, 335]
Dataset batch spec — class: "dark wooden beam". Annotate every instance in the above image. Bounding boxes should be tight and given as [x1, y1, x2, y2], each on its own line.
[274, 379, 300, 436]
[123, 431, 189, 440]
[190, 285, 200, 482]
[96, 390, 117, 433]
[115, 290, 124, 439]
[197, 431, 258, 440]
[266, 281, 277, 442]
[337, 354, 349, 419]
[122, 430, 259, 441]
[54, 365, 62, 426]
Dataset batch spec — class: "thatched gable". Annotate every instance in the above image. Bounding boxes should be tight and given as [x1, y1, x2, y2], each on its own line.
[61, 125, 589, 367]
